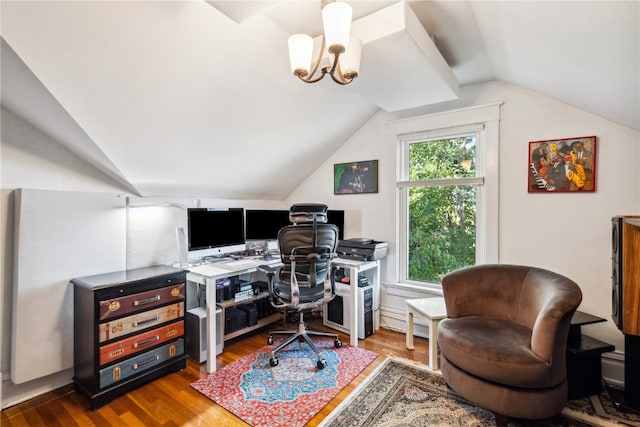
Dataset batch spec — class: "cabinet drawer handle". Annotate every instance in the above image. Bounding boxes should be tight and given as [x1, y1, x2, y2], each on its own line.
[134, 295, 161, 306]
[132, 355, 160, 370]
[133, 335, 160, 349]
[133, 315, 160, 328]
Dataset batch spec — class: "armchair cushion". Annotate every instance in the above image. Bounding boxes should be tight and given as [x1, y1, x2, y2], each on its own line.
[438, 317, 552, 388]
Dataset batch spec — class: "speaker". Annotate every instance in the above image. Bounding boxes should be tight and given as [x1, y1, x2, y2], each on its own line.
[611, 215, 640, 335]
[612, 217, 623, 329]
[186, 307, 223, 363]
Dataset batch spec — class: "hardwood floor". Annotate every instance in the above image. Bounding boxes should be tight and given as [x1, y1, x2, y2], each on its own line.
[1, 320, 430, 426]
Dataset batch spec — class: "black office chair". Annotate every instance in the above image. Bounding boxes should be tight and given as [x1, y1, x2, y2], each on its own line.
[260, 203, 342, 369]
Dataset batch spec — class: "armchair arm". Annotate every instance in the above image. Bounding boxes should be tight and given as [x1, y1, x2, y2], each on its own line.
[528, 272, 582, 362]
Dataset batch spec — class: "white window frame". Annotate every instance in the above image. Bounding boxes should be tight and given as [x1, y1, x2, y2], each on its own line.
[387, 104, 500, 290]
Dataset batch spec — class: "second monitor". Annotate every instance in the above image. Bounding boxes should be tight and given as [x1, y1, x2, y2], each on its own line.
[245, 209, 344, 241]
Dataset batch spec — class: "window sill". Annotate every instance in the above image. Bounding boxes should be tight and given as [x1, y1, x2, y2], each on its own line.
[383, 281, 442, 297]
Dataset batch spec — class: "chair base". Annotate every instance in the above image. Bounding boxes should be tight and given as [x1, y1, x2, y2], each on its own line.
[268, 312, 342, 369]
[440, 354, 568, 420]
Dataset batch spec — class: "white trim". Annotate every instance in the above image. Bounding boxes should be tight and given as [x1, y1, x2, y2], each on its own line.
[384, 281, 442, 296]
[386, 103, 502, 136]
[397, 177, 485, 188]
[389, 104, 501, 286]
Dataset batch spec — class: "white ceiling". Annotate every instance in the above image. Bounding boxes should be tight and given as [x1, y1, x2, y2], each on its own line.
[1, 1, 638, 200]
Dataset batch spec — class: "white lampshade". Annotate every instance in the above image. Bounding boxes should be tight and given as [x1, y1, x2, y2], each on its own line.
[322, 1, 352, 55]
[288, 34, 314, 75]
[340, 37, 362, 77]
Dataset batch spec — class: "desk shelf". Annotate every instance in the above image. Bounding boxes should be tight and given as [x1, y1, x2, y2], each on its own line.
[216, 291, 269, 309]
[217, 291, 280, 341]
[224, 313, 281, 340]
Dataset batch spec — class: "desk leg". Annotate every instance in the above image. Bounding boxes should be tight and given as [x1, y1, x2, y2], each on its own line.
[429, 319, 440, 371]
[406, 310, 415, 349]
[350, 266, 359, 347]
[205, 280, 216, 373]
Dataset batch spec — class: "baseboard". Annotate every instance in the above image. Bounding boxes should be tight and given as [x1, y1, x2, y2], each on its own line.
[602, 351, 624, 388]
[1, 368, 73, 410]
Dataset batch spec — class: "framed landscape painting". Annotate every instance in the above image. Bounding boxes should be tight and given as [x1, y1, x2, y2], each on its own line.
[334, 160, 378, 194]
[528, 136, 597, 193]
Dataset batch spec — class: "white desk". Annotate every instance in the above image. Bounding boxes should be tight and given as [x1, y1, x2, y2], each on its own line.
[187, 257, 279, 373]
[405, 297, 447, 370]
[187, 257, 379, 372]
[330, 258, 381, 347]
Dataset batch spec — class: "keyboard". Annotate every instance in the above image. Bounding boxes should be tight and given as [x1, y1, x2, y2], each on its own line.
[188, 264, 229, 277]
[220, 259, 257, 269]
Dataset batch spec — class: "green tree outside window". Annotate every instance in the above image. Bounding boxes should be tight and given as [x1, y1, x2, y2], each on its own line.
[408, 137, 476, 282]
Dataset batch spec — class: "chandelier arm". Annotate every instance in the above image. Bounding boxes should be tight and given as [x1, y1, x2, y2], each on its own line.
[300, 34, 327, 83]
[335, 61, 349, 84]
[329, 72, 351, 85]
[298, 68, 328, 84]
[327, 55, 351, 85]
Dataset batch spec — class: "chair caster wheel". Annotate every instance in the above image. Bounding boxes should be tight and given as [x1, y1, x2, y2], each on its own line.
[268, 336, 274, 345]
[317, 359, 327, 369]
[270, 357, 279, 367]
[334, 339, 343, 348]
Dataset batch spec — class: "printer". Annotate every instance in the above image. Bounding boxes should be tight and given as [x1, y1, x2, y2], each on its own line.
[337, 238, 388, 261]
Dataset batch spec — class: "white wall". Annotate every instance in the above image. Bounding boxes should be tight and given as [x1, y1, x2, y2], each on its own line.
[0, 108, 287, 407]
[0, 108, 132, 407]
[287, 81, 640, 358]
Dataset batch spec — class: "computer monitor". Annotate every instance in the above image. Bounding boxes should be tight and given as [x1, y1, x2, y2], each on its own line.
[245, 209, 291, 241]
[187, 208, 245, 259]
[327, 209, 345, 240]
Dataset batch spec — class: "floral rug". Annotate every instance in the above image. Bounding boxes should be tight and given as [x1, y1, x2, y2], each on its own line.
[191, 338, 378, 427]
[320, 356, 640, 427]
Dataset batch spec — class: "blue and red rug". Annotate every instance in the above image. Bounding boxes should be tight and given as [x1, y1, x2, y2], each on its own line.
[191, 338, 378, 427]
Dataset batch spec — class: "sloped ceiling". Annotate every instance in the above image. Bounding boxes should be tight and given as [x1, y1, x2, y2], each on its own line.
[1, 1, 638, 200]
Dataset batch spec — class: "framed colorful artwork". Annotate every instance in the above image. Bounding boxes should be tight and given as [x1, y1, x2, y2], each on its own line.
[528, 136, 597, 193]
[334, 160, 378, 194]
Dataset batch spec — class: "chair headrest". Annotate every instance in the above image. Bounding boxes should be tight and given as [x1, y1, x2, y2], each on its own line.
[289, 203, 328, 224]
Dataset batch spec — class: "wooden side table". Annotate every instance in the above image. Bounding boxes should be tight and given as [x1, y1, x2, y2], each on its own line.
[405, 297, 447, 370]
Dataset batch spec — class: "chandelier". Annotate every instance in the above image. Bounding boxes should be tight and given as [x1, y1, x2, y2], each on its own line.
[287, 0, 362, 85]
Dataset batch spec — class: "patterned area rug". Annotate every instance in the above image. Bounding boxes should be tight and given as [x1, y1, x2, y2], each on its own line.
[191, 338, 377, 427]
[320, 356, 640, 427]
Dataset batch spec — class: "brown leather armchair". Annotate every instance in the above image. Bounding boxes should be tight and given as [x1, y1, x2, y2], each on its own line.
[437, 264, 582, 426]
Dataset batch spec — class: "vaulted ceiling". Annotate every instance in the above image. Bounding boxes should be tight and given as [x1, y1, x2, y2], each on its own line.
[1, 1, 638, 199]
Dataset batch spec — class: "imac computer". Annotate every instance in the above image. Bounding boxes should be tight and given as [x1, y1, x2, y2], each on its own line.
[187, 208, 245, 260]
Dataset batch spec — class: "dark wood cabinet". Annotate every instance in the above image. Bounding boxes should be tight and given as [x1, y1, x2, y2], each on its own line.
[72, 265, 187, 409]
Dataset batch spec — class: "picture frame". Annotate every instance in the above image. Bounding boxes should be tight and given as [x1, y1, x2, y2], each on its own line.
[528, 136, 597, 193]
[334, 160, 378, 194]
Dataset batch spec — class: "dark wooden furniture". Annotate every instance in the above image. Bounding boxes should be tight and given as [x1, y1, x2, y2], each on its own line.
[566, 311, 615, 399]
[72, 265, 187, 409]
[611, 217, 640, 412]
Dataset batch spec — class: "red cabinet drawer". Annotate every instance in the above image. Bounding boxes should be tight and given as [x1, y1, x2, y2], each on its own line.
[99, 283, 185, 321]
[99, 321, 184, 366]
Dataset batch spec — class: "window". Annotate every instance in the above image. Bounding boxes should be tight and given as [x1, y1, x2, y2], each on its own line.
[389, 105, 500, 288]
[401, 131, 482, 283]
